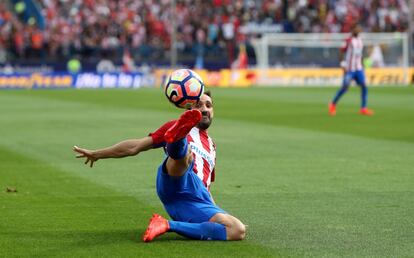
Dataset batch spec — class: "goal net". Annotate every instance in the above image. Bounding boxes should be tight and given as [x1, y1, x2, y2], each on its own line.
[251, 33, 410, 85]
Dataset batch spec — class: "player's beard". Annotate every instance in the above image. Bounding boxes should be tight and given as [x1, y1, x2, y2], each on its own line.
[197, 112, 212, 130]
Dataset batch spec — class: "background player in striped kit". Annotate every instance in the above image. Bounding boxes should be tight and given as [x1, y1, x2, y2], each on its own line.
[329, 25, 374, 116]
[73, 91, 246, 242]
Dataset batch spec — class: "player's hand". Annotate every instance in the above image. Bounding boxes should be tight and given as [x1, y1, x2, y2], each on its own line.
[73, 145, 98, 167]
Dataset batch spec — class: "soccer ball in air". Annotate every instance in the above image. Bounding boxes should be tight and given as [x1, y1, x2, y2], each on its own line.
[164, 69, 204, 109]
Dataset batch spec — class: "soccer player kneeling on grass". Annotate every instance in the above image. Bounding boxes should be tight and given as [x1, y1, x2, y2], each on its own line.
[73, 91, 246, 242]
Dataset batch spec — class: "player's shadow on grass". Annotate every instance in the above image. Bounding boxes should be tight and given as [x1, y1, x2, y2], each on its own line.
[11, 228, 188, 245]
[60, 228, 188, 245]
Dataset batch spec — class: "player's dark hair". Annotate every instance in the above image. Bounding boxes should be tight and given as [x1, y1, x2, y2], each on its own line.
[204, 90, 211, 98]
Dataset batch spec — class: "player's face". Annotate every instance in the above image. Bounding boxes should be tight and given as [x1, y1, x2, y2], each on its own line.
[193, 94, 214, 130]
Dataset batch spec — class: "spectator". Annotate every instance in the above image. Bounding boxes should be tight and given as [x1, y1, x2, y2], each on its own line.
[0, 0, 410, 68]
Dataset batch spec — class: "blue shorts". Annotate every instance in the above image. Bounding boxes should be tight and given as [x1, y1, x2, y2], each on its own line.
[343, 70, 366, 87]
[156, 159, 226, 223]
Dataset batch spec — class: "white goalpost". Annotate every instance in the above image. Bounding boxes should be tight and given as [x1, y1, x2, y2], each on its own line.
[251, 33, 410, 85]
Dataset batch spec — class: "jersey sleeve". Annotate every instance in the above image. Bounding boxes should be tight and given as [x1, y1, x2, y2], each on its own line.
[148, 120, 176, 148]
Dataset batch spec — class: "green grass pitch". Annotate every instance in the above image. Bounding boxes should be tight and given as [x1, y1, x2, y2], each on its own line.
[0, 86, 413, 257]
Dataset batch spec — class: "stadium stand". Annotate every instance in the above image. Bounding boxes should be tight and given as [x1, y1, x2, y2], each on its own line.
[0, 0, 410, 70]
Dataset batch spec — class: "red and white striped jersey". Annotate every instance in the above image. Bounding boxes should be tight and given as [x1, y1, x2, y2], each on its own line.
[341, 36, 364, 72]
[187, 127, 216, 190]
[149, 121, 216, 190]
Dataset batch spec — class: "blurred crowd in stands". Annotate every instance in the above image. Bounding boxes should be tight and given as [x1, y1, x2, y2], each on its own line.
[0, 0, 410, 69]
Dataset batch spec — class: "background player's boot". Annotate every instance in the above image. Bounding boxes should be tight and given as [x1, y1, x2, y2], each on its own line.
[329, 103, 336, 116]
[142, 214, 170, 242]
[360, 107, 374, 116]
[164, 109, 202, 143]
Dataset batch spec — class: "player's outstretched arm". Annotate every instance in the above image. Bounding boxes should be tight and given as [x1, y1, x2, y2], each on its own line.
[73, 136, 153, 167]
